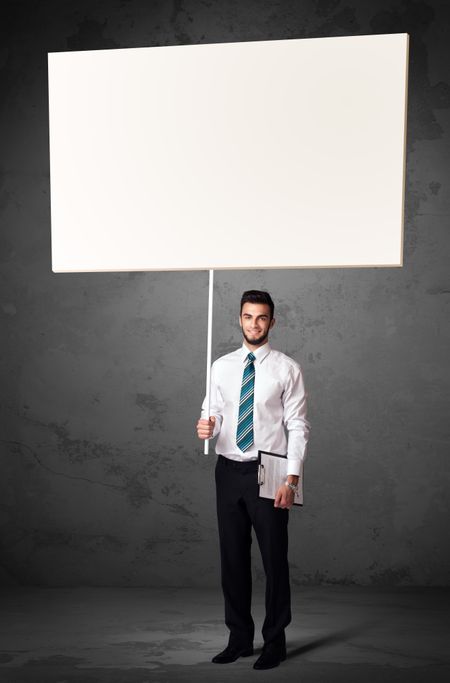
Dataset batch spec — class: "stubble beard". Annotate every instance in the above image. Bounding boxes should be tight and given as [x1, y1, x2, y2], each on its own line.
[242, 328, 270, 347]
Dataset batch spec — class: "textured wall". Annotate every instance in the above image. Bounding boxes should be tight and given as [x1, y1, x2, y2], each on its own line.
[1, 0, 449, 587]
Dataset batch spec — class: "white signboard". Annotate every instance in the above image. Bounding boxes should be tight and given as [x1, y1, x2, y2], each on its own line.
[48, 33, 409, 272]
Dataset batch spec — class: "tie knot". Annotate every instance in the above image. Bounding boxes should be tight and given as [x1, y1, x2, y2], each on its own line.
[247, 352, 256, 363]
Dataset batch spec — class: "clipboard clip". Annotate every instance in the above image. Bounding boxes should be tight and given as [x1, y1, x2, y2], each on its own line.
[258, 463, 265, 486]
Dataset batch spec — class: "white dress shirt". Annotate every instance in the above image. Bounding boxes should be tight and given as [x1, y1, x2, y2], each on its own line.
[201, 342, 310, 476]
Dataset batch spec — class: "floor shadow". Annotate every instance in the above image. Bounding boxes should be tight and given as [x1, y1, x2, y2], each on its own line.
[286, 619, 381, 660]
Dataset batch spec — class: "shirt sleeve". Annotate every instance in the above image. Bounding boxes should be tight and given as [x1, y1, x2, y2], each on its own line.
[200, 361, 223, 439]
[282, 363, 311, 476]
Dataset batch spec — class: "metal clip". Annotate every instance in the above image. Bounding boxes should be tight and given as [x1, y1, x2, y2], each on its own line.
[258, 463, 265, 485]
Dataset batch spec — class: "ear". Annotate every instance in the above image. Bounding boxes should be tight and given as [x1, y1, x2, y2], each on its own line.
[270, 317, 275, 329]
[239, 315, 243, 329]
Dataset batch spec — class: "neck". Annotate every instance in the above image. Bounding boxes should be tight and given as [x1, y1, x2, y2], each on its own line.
[243, 340, 269, 351]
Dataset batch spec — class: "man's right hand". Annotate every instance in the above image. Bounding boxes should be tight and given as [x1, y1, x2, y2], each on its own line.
[197, 416, 216, 440]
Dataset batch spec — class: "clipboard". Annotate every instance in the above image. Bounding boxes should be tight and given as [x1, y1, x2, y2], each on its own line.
[257, 450, 303, 506]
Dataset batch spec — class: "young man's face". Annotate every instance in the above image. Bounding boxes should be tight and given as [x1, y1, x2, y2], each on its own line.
[239, 302, 275, 348]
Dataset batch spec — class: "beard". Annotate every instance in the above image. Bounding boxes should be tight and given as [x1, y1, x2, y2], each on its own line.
[242, 328, 270, 347]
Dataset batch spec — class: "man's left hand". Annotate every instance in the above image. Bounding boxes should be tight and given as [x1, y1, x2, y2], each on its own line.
[274, 484, 295, 509]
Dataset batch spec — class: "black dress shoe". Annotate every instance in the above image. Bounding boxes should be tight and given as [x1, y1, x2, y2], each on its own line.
[253, 643, 287, 670]
[212, 644, 254, 664]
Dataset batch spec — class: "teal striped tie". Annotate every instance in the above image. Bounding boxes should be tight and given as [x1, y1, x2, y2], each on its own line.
[236, 352, 256, 451]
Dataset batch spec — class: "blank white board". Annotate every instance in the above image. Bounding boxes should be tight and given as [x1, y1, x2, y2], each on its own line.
[48, 33, 409, 272]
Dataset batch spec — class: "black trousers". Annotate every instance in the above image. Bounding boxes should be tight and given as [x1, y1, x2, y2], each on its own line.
[215, 454, 291, 648]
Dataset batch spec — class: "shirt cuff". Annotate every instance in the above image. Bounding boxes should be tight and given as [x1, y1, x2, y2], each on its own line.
[286, 459, 302, 477]
[211, 414, 222, 438]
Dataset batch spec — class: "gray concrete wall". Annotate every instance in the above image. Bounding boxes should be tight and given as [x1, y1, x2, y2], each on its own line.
[1, 0, 449, 587]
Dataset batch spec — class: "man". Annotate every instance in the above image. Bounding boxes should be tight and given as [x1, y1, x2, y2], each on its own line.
[197, 290, 310, 670]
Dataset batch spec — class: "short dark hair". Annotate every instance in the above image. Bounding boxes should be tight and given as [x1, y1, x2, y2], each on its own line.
[240, 290, 275, 320]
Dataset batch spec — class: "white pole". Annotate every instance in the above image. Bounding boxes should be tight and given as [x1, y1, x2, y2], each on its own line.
[204, 269, 214, 455]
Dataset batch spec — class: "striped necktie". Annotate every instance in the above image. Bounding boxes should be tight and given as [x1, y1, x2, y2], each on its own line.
[236, 351, 256, 451]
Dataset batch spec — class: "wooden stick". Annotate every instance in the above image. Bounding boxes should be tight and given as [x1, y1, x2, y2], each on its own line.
[204, 269, 214, 455]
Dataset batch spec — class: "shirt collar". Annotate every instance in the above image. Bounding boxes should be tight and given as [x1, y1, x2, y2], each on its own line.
[240, 342, 271, 365]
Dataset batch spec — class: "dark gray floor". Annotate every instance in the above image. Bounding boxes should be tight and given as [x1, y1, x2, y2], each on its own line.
[0, 586, 449, 682]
